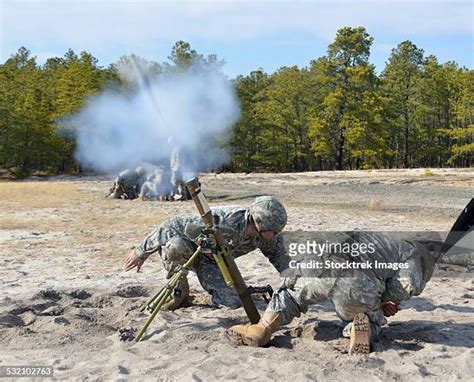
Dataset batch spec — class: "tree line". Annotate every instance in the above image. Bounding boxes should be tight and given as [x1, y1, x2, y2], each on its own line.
[0, 28, 472, 177]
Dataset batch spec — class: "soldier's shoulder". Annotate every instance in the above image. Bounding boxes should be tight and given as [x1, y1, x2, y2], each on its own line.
[213, 205, 246, 212]
[213, 205, 247, 218]
[209, 206, 246, 227]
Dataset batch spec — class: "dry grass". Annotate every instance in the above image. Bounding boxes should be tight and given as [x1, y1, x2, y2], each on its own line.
[0, 181, 169, 241]
[0, 182, 85, 208]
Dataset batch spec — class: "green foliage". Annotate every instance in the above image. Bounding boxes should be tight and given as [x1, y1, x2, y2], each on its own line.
[165, 40, 225, 73]
[0, 48, 60, 177]
[109, 54, 162, 90]
[230, 69, 271, 171]
[380, 41, 425, 168]
[0, 47, 109, 175]
[231, 29, 471, 171]
[308, 27, 385, 170]
[0, 35, 472, 177]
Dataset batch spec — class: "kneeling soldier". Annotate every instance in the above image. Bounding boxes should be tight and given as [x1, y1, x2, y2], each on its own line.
[124, 196, 290, 309]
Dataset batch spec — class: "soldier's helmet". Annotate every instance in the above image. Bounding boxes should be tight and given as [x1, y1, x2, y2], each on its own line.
[249, 196, 287, 234]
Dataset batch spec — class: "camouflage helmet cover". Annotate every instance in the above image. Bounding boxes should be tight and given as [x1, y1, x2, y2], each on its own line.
[249, 196, 287, 233]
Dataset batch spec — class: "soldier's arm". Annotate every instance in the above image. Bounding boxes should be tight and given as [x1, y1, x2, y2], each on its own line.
[124, 227, 163, 272]
[134, 227, 164, 261]
[124, 251, 144, 271]
[258, 234, 290, 273]
[381, 241, 425, 302]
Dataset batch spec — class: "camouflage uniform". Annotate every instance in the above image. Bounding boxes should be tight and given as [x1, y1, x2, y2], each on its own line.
[135, 205, 289, 308]
[110, 167, 147, 199]
[268, 232, 436, 338]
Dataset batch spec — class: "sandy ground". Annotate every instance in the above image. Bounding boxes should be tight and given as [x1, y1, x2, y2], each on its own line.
[0, 168, 473, 381]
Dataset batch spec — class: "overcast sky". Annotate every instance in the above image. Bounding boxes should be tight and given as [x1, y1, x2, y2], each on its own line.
[0, 0, 472, 78]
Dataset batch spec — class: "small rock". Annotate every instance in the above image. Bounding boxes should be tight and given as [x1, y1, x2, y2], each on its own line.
[118, 366, 129, 374]
[115, 286, 148, 298]
[118, 327, 136, 341]
[290, 326, 303, 338]
[68, 289, 91, 300]
[40, 306, 63, 316]
[54, 317, 70, 326]
[38, 289, 62, 301]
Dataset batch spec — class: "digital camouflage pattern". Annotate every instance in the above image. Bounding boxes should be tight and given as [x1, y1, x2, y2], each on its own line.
[268, 232, 436, 337]
[135, 205, 290, 307]
[109, 168, 146, 199]
[109, 164, 173, 200]
[249, 196, 288, 233]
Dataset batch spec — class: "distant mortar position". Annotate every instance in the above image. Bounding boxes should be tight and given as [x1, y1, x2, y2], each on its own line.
[107, 164, 176, 201]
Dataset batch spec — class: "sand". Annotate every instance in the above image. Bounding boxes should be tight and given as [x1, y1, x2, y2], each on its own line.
[0, 168, 473, 381]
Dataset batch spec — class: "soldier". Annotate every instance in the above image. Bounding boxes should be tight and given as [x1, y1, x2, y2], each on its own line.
[228, 231, 438, 354]
[124, 196, 290, 309]
[228, 197, 473, 355]
[109, 166, 147, 199]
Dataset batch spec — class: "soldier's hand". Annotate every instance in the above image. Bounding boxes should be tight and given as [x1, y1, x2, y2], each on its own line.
[381, 301, 400, 317]
[124, 251, 144, 272]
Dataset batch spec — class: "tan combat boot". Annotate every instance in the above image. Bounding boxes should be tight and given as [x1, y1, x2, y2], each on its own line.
[227, 311, 281, 347]
[162, 277, 190, 311]
[349, 312, 372, 355]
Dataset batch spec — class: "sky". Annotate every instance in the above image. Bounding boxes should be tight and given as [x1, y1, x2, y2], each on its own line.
[0, 0, 472, 78]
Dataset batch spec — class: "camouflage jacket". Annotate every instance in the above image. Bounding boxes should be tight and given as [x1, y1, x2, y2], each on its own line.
[135, 206, 289, 272]
[281, 231, 436, 303]
[111, 169, 145, 198]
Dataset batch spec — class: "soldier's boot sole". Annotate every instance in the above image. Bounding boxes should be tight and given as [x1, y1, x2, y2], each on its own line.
[349, 313, 371, 355]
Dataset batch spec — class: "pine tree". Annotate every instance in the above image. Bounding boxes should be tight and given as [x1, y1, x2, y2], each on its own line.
[380, 41, 424, 168]
[309, 27, 384, 170]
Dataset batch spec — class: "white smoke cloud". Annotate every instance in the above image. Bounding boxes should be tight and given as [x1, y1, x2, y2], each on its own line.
[72, 65, 240, 174]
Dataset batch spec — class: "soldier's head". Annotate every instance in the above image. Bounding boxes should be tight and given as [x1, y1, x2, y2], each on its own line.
[249, 196, 287, 239]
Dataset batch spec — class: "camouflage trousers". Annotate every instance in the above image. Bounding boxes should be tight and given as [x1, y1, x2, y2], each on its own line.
[268, 272, 387, 339]
[161, 237, 241, 308]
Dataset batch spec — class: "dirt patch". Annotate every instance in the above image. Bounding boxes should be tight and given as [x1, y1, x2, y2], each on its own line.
[0, 169, 472, 380]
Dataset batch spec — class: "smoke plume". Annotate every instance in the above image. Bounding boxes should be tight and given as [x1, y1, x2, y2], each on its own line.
[72, 61, 240, 174]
